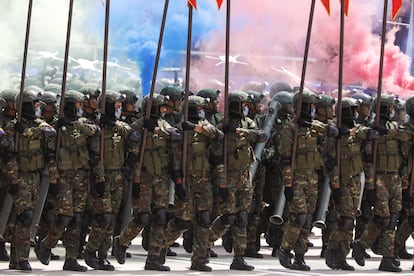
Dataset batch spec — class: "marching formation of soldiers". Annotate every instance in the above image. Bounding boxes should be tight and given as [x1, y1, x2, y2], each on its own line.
[1, 78, 414, 274]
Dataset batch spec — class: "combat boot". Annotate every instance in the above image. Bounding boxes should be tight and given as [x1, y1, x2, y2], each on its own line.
[145, 255, 170, 271]
[50, 252, 60, 260]
[63, 258, 87, 272]
[16, 260, 32, 271]
[290, 254, 310, 271]
[230, 256, 254, 271]
[166, 247, 177, 256]
[244, 248, 263, 258]
[276, 246, 292, 268]
[190, 260, 212, 272]
[325, 248, 337, 269]
[182, 230, 193, 253]
[0, 241, 9, 261]
[222, 231, 233, 253]
[335, 249, 354, 271]
[379, 256, 402, 272]
[398, 246, 413, 259]
[113, 236, 127, 264]
[35, 241, 51, 265]
[208, 248, 218, 258]
[97, 258, 114, 271]
[83, 250, 98, 269]
[351, 240, 366, 266]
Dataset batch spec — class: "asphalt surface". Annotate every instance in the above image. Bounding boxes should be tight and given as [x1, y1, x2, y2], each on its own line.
[1, 229, 414, 275]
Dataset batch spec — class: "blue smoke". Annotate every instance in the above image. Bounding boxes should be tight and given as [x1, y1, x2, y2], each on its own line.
[92, 0, 220, 95]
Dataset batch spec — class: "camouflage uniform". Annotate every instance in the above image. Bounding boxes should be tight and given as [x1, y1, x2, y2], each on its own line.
[209, 91, 266, 271]
[5, 89, 58, 271]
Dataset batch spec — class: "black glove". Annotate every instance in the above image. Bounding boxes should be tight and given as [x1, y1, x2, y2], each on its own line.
[297, 118, 311, 128]
[175, 184, 186, 201]
[48, 183, 59, 197]
[132, 182, 141, 197]
[13, 122, 25, 134]
[324, 156, 336, 172]
[218, 187, 230, 201]
[95, 181, 106, 197]
[143, 119, 157, 131]
[332, 187, 342, 203]
[8, 183, 19, 195]
[222, 124, 237, 134]
[100, 114, 115, 128]
[365, 189, 376, 207]
[181, 121, 195, 131]
[402, 189, 412, 206]
[56, 117, 72, 128]
[337, 127, 350, 138]
[374, 125, 388, 136]
[284, 186, 294, 202]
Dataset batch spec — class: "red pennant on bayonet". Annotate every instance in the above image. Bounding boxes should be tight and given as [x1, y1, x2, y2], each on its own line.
[216, 0, 224, 10]
[321, 0, 330, 15]
[188, 0, 197, 10]
[392, 0, 403, 20]
[342, 0, 349, 16]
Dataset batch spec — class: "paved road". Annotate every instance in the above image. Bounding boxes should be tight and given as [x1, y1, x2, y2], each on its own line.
[1, 229, 414, 275]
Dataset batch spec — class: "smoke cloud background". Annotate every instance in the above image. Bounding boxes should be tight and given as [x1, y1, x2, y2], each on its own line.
[0, 0, 413, 97]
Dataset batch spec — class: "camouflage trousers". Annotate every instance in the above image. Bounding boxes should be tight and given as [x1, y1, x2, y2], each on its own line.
[43, 169, 89, 259]
[281, 169, 318, 255]
[360, 173, 402, 257]
[10, 171, 39, 263]
[395, 195, 414, 252]
[86, 170, 123, 256]
[328, 175, 361, 256]
[119, 170, 170, 257]
[209, 168, 253, 256]
[163, 171, 213, 265]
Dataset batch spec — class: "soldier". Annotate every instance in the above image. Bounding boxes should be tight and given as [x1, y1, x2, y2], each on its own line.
[5, 89, 58, 271]
[325, 97, 377, 270]
[276, 90, 337, 271]
[208, 90, 267, 271]
[264, 91, 294, 256]
[35, 90, 102, 271]
[352, 94, 411, 272]
[83, 90, 140, 271]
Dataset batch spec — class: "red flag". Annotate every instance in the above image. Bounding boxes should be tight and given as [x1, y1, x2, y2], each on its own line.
[392, 0, 403, 20]
[216, 0, 224, 10]
[342, 0, 349, 16]
[188, 0, 197, 10]
[321, 0, 330, 15]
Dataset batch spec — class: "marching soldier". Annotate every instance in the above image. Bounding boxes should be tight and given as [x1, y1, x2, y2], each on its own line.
[208, 90, 267, 271]
[352, 94, 411, 272]
[83, 90, 140, 271]
[5, 89, 58, 271]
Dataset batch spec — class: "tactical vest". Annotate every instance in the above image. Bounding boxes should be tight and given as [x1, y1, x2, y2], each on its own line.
[340, 135, 363, 178]
[143, 132, 169, 175]
[376, 123, 401, 173]
[295, 128, 321, 170]
[103, 129, 125, 170]
[227, 119, 254, 171]
[186, 132, 209, 172]
[18, 133, 44, 172]
[58, 128, 90, 171]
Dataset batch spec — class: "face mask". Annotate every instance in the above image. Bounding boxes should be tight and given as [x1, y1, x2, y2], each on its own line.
[389, 109, 395, 119]
[76, 108, 84, 118]
[242, 105, 249, 117]
[198, 109, 205, 119]
[115, 107, 122, 120]
[35, 106, 42, 118]
[311, 108, 316, 119]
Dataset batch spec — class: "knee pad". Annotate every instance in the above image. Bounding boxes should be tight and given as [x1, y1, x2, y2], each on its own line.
[388, 213, 399, 230]
[197, 211, 211, 228]
[69, 212, 82, 229]
[153, 208, 167, 226]
[56, 214, 73, 228]
[407, 216, 414, 229]
[235, 211, 249, 228]
[132, 212, 151, 228]
[220, 213, 235, 227]
[95, 213, 112, 229]
[173, 217, 192, 231]
[292, 213, 307, 228]
[17, 209, 33, 227]
[338, 216, 354, 231]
